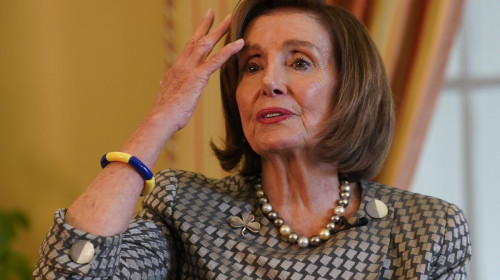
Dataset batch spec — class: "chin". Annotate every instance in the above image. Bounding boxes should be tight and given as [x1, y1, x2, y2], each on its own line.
[252, 137, 306, 155]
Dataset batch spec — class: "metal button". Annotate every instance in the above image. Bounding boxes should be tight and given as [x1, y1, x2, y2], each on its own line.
[365, 199, 388, 219]
[70, 240, 95, 264]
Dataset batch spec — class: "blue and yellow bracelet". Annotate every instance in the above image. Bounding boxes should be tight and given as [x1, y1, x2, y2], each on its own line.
[100, 152, 155, 196]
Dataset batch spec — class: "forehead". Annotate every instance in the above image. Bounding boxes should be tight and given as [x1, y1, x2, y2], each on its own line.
[243, 9, 332, 51]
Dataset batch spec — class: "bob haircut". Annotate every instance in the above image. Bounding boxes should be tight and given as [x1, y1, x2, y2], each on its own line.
[212, 0, 394, 181]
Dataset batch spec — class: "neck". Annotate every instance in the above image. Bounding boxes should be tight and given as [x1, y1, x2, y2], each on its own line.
[260, 153, 343, 236]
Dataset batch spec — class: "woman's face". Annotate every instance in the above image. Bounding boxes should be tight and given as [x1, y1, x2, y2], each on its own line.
[236, 9, 336, 158]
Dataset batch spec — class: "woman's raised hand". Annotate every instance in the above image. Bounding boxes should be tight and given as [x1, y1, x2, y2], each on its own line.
[151, 9, 243, 132]
[65, 10, 243, 236]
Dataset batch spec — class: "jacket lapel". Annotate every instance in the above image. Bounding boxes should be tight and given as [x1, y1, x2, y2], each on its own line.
[327, 181, 394, 279]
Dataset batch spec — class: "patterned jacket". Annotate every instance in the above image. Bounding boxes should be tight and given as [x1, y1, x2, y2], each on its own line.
[33, 169, 472, 279]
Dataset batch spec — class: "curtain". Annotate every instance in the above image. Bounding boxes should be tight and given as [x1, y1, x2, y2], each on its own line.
[328, 0, 465, 188]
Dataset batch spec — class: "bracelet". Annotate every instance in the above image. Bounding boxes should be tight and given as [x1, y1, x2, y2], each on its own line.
[100, 152, 155, 196]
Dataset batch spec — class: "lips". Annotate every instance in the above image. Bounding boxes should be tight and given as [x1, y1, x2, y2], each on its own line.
[256, 107, 294, 124]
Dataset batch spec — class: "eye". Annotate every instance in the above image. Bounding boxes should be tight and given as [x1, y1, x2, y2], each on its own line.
[243, 62, 262, 74]
[292, 57, 311, 71]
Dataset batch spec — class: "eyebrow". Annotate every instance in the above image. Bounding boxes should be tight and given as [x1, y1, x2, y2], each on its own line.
[282, 39, 318, 51]
[239, 39, 319, 56]
[239, 43, 262, 55]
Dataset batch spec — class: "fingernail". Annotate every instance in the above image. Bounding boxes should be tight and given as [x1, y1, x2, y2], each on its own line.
[234, 38, 244, 45]
[205, 8, 213, 17]
[224, 14, 231, 21]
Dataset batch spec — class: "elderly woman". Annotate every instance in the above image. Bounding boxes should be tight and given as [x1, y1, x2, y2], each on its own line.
[34, 0, 471, 279]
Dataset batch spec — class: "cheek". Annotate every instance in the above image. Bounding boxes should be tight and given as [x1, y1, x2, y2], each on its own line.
[300, 80, 334, 120]
[301, 79, 329, 103]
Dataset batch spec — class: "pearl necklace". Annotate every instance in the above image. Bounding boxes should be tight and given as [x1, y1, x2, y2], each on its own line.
[255, 180, 351, 248]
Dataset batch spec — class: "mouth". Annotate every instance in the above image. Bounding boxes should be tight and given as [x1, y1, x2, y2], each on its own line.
[256, 107, 294, 124]
[263, 112, 283, 118]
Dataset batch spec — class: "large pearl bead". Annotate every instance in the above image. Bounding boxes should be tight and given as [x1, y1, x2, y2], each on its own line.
[261, 203, 273, 214]
[340, 191, 350, 199]
[310, 236, 321, 246]
[334, 206, 345, 215]
[288, 233, 299, 243]
[326, 222, 336, 231]
[259, 197, 268, 205]
[319, 229, 331, 240]
[279, 225, 291, 236]
[267, 212, 278, 220]
[297, 237, 309, 248]
[330, 215, 340, 223]
[255, 189, 265, 198]
[273, 218, 284, 227]
[338, 198, 349, 207]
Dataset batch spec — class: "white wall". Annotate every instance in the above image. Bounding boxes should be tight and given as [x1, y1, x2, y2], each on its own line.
[412, 0, 500, 279]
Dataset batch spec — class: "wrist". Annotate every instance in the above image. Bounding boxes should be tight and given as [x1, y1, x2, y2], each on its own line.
[100, 152, 155, 196]
[119, 110, 176, 168]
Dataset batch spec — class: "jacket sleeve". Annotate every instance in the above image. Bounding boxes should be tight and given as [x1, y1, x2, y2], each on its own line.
[431, 204, 472, 279]
[33, 171, 181, 279]
[32, 208, 176, 279]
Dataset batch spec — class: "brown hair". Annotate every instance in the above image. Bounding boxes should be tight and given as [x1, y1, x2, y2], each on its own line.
[211, 0, 394, 181]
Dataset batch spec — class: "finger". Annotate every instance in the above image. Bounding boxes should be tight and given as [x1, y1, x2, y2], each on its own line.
[201, 38, 244, 74]
[191, 8, 215, 42]
[197, 14, 231, 47]
[191, 14, 232, 60]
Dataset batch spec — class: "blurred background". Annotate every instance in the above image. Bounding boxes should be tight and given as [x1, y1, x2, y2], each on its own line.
[412, 0, 500, 278]
[0, 0, 498, 279]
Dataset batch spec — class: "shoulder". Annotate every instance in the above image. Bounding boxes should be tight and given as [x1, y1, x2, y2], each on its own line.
[361, 180, 467, 234]
[361, 180, 453, 216]
[361, 181, 472, 276]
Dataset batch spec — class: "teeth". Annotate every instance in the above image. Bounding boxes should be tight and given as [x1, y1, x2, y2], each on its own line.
[264, 113, 282, 118]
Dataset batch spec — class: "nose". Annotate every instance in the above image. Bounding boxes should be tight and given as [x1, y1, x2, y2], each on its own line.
[261, 63, 286, 96]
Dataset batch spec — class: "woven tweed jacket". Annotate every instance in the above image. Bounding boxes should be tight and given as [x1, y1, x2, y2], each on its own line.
[34, 169, 472, 279]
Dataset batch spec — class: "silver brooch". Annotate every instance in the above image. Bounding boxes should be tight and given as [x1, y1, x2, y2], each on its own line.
[227, 212, 261, 235]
